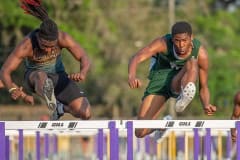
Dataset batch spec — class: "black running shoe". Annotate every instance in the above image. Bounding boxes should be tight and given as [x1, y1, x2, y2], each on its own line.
[51, 101, 64, 120]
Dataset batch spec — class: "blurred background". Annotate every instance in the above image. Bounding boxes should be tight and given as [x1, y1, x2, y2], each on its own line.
[0, 0, 240, 120]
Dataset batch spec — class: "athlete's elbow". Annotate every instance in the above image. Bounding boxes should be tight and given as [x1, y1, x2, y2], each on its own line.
[0, 68, 7, 80]
[0, 68, 10, 78]
[0, 68, 11, 81]
[86, 60, 91, 70]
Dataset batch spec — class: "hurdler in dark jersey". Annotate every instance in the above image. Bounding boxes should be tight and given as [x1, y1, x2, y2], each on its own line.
[1, 0, 91, 121]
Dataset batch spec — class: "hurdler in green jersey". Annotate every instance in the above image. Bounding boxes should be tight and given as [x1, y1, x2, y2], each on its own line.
[128, 21, 217, 138]
[146, 34, 201, 100]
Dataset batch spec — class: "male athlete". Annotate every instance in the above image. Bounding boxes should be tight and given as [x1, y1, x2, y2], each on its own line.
[0, 0, 91, 120]
[128, 21, 217, 138]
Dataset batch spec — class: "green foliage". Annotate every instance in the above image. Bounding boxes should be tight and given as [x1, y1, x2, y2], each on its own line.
[1, 0, 240, 119]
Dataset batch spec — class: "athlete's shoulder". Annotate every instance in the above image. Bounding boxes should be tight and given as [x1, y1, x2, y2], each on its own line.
[197, 45, 209, 68]
[58, 31, 75, 46]
[58, 31, 72, 39]
[192, 38, 201, 47]
[11, 35, 33, 58]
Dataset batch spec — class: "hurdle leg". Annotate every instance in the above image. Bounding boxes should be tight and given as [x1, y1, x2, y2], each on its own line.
[226, 131, 231, 160]
[108, 121, 119, 160]
[0, 122, 6, 160]
[44, 133, 49, 160]
[193, 128, 200, 160]
[36, 131, 41, 160]
[145, 135, 150, 159]
[236, 121, 240, 160]
[126, 121, 133, 160]
[97, 129, 104, 160]
[204, 128, 211, 160]
[53, 134, 58, 160]
[5, 136, 10, 160]
[18, 129, 24, 160]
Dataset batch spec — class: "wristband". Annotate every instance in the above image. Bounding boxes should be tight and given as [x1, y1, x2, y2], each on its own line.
[8, 87, 17, 93]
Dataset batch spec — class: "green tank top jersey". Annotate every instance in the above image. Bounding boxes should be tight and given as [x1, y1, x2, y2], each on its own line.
[144, 34, 201, 99]
[151, 34, 201, 71]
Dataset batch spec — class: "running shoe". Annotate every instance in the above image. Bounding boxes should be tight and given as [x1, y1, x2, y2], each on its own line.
[154, 115, 173, 140]
[43, 78, 57, 111]
[175, 82, 196, 112]
[51, 101, 64, 120]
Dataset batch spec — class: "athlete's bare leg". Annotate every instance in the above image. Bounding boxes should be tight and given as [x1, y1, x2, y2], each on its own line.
[62, 97, 91, 120]
[171, 58, 198, 93]
[28, 71, 56, 110]
[135, 95, 167, 138]
[171, 58, 198, 112]
[28, 71, 48, 97]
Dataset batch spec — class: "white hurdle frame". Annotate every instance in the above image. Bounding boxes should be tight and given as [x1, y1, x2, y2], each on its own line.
[0, 120, 240, 160]
[0, 120, 123, 160]
[124, 120, 240, 160]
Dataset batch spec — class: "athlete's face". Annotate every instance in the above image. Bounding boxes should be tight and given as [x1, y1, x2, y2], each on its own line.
[37, 34, 58, 53]
[172, 33, 192, 56]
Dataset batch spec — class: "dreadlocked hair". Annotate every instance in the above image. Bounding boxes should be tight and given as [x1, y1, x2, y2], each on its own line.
[20, 0, 58, 41]
[39, 19, 58, 41]
[20, 0, 48, 21]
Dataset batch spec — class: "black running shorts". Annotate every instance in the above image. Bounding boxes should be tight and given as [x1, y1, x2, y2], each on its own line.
[24, 70, 86, 105]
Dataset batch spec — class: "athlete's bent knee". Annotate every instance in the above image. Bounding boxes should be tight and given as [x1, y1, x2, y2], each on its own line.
[81, 107, 91, 120]
[135, 129, 146, 138]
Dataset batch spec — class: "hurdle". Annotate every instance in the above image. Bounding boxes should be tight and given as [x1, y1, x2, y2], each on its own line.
[0, 120, 123, 160]
[124, 120, 240, 160]
[1, 120, 240, 160]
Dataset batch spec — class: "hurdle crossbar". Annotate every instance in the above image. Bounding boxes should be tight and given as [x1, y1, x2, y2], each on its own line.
[0, 120, 240, 160]
[123, 120, 237, 129]
[0, 120, 121, 160]
[1, 120, 123, 130]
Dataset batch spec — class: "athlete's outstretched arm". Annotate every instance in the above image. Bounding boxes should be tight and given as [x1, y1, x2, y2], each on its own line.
[198, 46, 216, 115]
[0, 37, 32, 100]
[2, 80, 34, 105]
[58, 31, 90, 82]
[128, 37, 167, 88]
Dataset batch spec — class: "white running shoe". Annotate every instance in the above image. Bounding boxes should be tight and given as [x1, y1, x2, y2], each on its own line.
[154, 115, 173, 141]
[154, 129, 167, 141]
[175, 82, 196, 113]
[163, 115, 173, 120]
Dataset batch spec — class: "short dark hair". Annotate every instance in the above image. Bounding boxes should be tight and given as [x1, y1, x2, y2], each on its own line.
[39, 19, 58, 41]
[171, 21, 192, 36]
